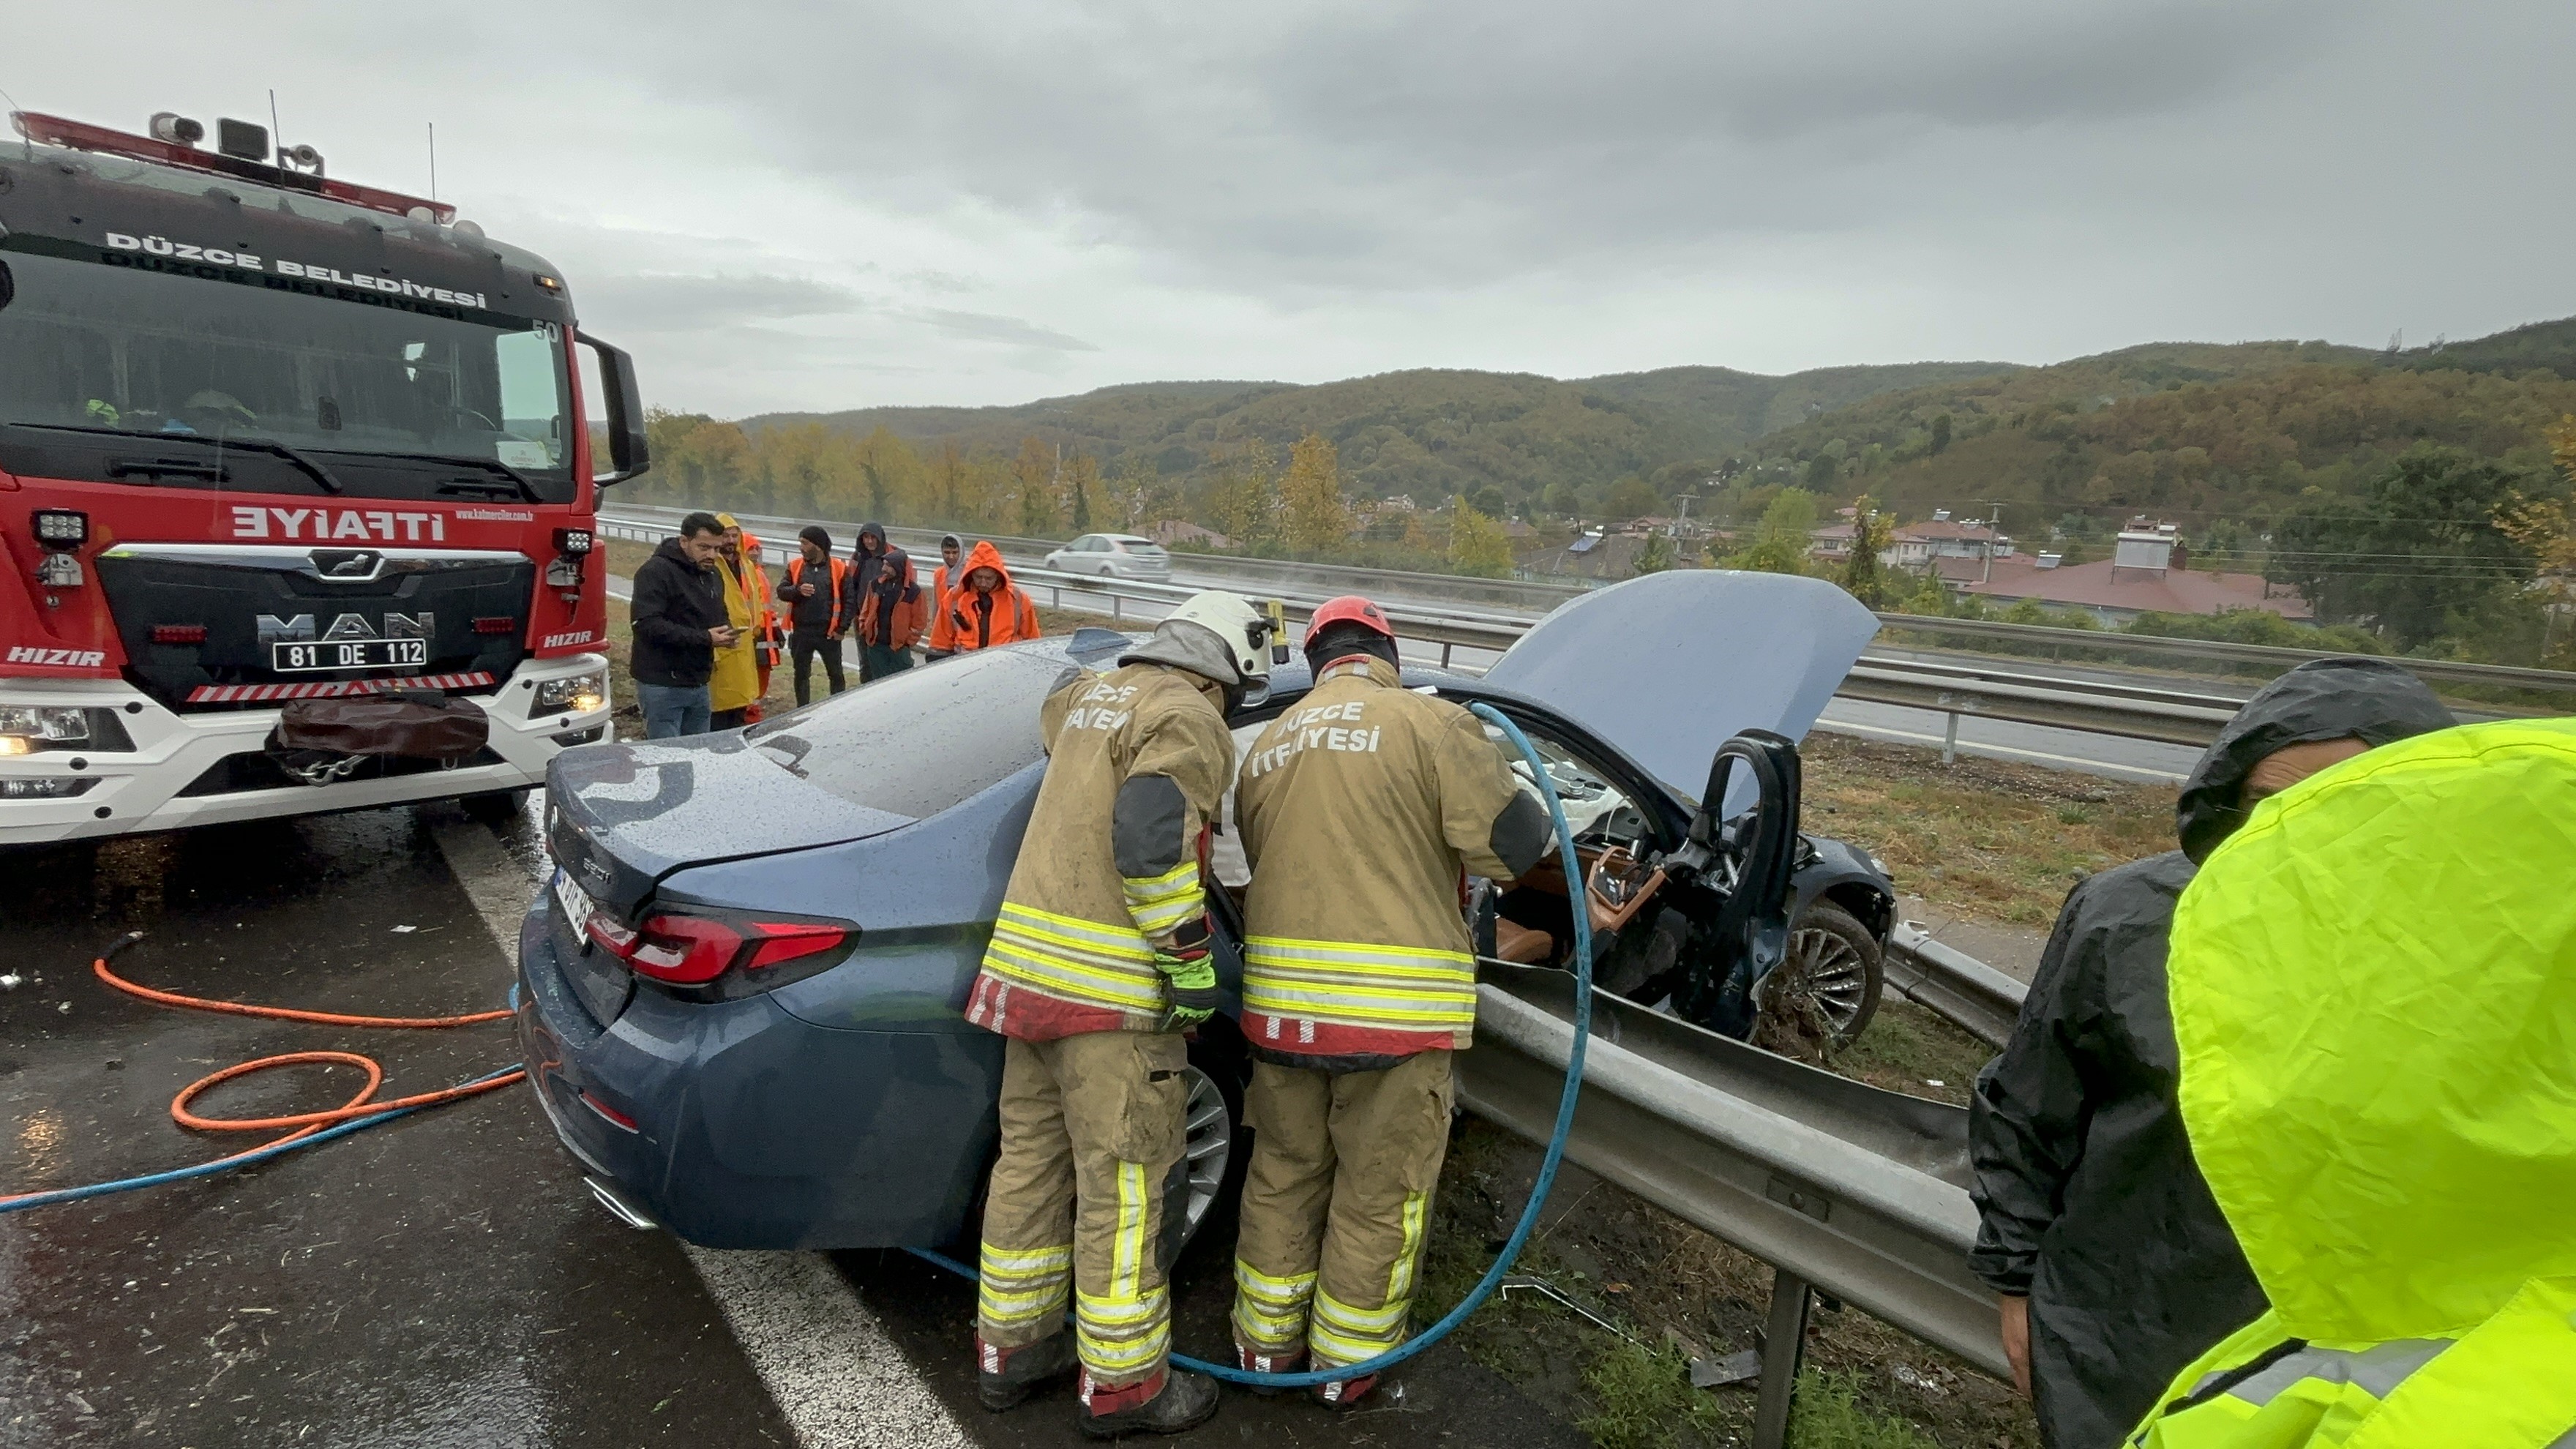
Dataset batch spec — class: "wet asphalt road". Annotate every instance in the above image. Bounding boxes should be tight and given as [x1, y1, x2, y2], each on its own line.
[0, 801, 1586, 1449]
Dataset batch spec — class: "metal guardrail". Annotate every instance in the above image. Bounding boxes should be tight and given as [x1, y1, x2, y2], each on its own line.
[1461, 935, 2033, 1445]
[600, 514, 2237, 752]
[1873, 611, 2576, 694]
[1884, 924, 2030, 1049]
[1462, 964, 2001, 1444]
[603, 503, 2576, 700]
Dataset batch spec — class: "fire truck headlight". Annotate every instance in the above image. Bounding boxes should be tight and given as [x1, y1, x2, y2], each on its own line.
[533, 667, 609, 718]
[30, 510, 88, 550]
[0, 705, 93, 746]
[553, 528, 595, 557]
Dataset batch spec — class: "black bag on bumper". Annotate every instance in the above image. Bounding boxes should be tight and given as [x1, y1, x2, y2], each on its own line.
[266, 691, 490, 784]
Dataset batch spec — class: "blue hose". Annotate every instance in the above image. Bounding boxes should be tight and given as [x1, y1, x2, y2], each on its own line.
[0, 1066, 523, 1216]
[914, 700, 1595, 1389]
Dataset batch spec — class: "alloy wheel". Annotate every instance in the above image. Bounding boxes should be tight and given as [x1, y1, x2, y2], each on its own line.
[1179, 1065, 1232, 1240]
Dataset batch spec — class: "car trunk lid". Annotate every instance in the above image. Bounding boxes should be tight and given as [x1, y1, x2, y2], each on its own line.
[545, 733, 916, 921]
[1478, 570, 1879, 808]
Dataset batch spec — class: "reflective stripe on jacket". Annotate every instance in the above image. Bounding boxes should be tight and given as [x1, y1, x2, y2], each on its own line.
[1234, 656, 1523, 1063]
[780, 555, 853, 634]
[2128, 719, 2576, 1449]
[966, 662, 1232, 1041]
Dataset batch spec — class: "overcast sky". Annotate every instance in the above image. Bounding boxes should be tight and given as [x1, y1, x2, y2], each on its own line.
[19, 2, 2573, 418]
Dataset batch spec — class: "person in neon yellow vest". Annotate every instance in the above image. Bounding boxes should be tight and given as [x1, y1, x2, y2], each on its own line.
[2127, 716, 2576, 1448]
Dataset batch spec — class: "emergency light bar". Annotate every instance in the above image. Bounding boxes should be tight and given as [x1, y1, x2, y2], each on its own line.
[10, 111, 457, 225]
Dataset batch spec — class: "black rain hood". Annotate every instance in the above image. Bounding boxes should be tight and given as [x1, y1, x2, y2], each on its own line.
[855, 522, 888, 555]
[1967, 655, 2455, 1448]
[2174, 658, 2455, 862]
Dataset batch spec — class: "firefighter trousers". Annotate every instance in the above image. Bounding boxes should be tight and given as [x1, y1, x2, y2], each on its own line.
[1229, 1049, 1455, 1368]
[976, 1030, 1191, 1390]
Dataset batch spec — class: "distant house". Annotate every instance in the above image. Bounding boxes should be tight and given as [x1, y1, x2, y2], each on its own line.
[1936, 525, 2310, 624]
[1810, 522, 1859, 560]
[1148, 520, 1230, 548]
[1890, 516, 2012, 569]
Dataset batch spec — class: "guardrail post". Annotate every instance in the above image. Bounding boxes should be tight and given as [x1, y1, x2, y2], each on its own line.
[1751, 1268, 1812, 1449]
[1941, 711, 1960, 765]
[1112, 595, 1122, 621]
[1442, 642, 1455, 668]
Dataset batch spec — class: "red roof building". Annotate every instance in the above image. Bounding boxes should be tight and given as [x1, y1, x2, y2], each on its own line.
[1933, 550, 2312, 624]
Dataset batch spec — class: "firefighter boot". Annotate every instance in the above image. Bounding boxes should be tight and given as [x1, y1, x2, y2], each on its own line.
[1077, 1367, 1221, 1438]
[1312, 1369, 1382, 1412]
[1236, 1344, 1306, 1399]
[977, 1333, 1077, 1412]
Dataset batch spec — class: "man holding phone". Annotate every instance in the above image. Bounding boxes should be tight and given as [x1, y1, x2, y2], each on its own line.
[629, 511, 741, 740]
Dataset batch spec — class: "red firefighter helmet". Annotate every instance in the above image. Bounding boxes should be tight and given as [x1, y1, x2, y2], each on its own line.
[1303, 595, 1395, 649]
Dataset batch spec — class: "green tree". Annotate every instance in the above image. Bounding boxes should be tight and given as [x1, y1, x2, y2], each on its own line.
[2273, 443, 2539, 650]
[1716, 487, 1820, 575]
[1011, 436, 1060, 535]
[1633, 533, 1677, 575]
[1068, 452, 1097, 531]
[1280, 432, 1352, 553]
[1542, 481, 1581, 519]
[1603, 476, 1660, 519]
[1928, 411, 1952, 455]
[1840, 506, 1896, 607]
[1448, 500, 1516, 578]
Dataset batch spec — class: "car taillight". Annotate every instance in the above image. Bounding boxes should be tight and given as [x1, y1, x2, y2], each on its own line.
[152, 624, 208, 644]
[473, 616, 518, 635]
[594, 910, 850, 989]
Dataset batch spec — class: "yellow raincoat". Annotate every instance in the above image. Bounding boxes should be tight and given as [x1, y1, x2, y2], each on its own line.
[708, 537, 763, 716]
[2130, 718, 2576, 1448]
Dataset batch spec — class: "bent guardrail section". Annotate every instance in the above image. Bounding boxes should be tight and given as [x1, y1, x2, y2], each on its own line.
[1461, 965, 2007, 1381]
[1883, 924, 2030, 1049]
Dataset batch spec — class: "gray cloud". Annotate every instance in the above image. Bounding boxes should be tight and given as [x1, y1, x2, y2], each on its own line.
[572, 272, 868, 334]
[912, 308, 1101, 352]
[588, 0, 2371, 292]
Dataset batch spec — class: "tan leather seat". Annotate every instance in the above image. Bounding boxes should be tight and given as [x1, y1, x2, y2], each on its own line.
[1494, 919, 1555, 965]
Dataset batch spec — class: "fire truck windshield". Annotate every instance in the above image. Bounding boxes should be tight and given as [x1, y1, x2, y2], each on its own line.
[0, 250, 577, 505]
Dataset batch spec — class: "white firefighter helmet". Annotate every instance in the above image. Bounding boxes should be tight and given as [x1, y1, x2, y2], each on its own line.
[1123, 589, 1274, 689]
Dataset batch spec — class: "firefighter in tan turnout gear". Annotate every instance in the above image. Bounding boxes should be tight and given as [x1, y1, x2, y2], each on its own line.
[962, 590, 1276, 1438]
[1229, 595, 1551, 1407]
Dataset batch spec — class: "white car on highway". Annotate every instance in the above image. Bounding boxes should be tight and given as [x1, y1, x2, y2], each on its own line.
[1042, 533, 1172, 580]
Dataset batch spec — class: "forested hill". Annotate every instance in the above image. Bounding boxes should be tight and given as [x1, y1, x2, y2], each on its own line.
[735, 318, 2576, 527]
[1740, 331, 2576, 533]
[744, 359, 2021, 504]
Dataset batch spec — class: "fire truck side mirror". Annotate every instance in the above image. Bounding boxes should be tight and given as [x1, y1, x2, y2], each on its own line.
[577, 332, 651, 488]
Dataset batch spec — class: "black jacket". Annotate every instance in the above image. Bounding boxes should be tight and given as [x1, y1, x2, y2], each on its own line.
[628, 537, 727, 688]
[1968, 657, 2455, 1449]
[776, 555, 848, 634]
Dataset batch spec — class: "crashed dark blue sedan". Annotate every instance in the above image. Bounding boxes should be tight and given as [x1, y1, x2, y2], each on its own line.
[514, 572, 1896, 1249]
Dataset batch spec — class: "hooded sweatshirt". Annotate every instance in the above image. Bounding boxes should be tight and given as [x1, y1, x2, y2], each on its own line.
[930, 540, 1039, 653]
[1968, 657, 2455, 1449]
[2131, 716, 2576, 1447]
[850, 523, 924, 649]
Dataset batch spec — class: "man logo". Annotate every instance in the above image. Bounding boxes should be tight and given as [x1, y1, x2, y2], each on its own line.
[258, 613, 433, 643]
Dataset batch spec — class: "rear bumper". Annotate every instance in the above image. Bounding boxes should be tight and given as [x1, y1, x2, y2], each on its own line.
[514, 896, 1001, 1249]
[0, 654, 610, 845]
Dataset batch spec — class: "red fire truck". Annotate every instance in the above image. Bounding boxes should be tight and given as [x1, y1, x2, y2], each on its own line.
[0, 108, 647, 844]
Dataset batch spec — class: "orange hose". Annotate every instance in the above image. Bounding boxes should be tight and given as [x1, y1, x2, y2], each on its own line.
[94, 938, 522, 1162]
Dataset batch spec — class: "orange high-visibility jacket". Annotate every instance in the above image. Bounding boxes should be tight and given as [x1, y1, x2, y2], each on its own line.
[930, 540, 1040, 653]
[854, 550, 929, 651]
[779, 555, 855, 635]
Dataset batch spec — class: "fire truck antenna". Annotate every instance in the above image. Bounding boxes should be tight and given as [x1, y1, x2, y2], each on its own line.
[269, 90, 281, 150]
[428, 121, 437, 203]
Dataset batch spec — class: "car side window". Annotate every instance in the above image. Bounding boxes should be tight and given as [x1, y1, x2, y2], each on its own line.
[1483, 720, 1643, 849]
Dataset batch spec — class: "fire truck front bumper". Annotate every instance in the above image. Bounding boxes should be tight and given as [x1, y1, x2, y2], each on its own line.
[0, 654, 613, 845]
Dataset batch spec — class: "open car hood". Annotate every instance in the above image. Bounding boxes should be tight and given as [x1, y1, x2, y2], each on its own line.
[1479, 570, 1879, 807]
